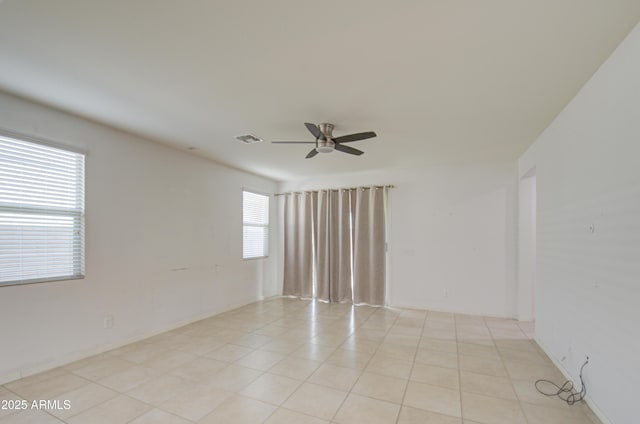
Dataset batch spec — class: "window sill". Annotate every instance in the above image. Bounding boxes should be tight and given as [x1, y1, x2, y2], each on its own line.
[0, 275, 85, 288]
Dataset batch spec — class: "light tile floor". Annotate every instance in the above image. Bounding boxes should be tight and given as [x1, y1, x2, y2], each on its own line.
[1, 298, 601, 423]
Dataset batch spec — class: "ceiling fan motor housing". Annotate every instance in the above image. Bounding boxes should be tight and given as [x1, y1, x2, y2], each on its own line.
[316, 123, 335, 153]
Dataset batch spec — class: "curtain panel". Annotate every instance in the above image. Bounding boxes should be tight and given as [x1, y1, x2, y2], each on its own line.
[352, 187, 386, 305]
[315, 189, 354, 303]
[282, 192, 315, 298]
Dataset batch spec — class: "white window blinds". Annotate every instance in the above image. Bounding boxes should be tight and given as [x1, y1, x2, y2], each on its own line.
[0, 133, 85, 286]
[243, 190, 269, 259]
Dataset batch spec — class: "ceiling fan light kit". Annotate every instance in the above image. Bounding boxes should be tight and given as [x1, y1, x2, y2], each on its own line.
[316, 123, 335, 153]
[272, 122, 377, 158]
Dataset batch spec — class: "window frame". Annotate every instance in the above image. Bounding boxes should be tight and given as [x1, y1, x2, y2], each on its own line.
[0, 129, 86, 287]
[242, 189, 270, 260]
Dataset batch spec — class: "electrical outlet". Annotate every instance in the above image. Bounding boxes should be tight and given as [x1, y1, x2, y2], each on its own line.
[103, 315, 114, 329]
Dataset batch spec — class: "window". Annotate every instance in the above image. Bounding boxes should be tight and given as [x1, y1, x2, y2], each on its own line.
[0, 133, 85, 286]
[243, 190, 269, 259]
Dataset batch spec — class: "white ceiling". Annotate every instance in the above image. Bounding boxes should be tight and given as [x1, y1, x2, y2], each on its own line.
[1, 1, 639, 181]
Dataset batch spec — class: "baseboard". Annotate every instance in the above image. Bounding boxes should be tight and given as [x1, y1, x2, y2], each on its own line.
[388, 302, 517, 320]
[534, 338, 611, 424]
[0, 298, 261, 386]
[0, 370, 21, 386]
[516, 313, 534, 322]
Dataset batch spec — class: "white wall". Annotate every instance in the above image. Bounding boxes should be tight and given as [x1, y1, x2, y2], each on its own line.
[519, 23, 640, 424]
[0, 92, 278, 384]
[279, 161, 518, 318]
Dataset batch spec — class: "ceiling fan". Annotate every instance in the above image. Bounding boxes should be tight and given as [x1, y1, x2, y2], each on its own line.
[272, 123, 376, 158]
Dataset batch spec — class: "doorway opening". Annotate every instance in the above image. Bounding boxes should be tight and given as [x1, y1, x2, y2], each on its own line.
[518, 167, 536, 321]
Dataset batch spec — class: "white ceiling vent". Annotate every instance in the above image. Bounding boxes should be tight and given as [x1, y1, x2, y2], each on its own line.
[235, 134, 263, 144]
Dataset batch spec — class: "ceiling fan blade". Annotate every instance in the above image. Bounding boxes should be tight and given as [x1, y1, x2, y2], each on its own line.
[334, 144, 364, 156]
[305, 148, 319, 159]
[333, 131, 377, 144]
[272, 141, 316, 144]
[304, 122, 325, 140]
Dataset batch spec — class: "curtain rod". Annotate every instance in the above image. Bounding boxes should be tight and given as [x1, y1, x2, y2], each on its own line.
[274, 185, 394, 197]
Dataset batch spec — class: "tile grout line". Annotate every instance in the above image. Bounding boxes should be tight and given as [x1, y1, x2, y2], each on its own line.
[489, 317, 533, 424]
[49, 318, 271, 422]
[328, 303, 397, 423]
[257, 300, 375, 423]
[329, 308, 381, 422]
[394, 308, 428, 424]
[455, 315, 464, 424]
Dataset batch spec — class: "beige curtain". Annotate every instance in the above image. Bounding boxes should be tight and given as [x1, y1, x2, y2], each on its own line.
[315, 189, 353, 302]
[283, 186, 387, 306]
[352, 187, 386, 305]
[283, 192, 315, 298]
[315, 190, 330, 301]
